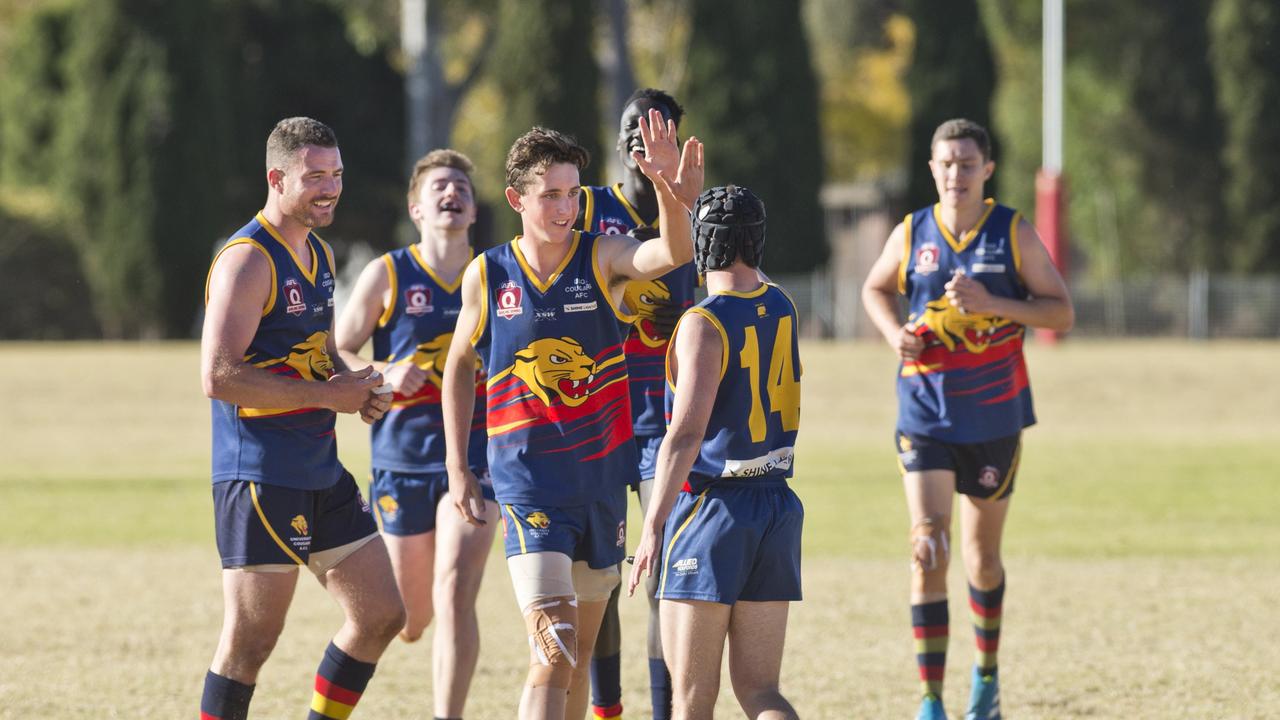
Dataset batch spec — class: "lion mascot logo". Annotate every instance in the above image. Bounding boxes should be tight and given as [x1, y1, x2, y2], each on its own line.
[525, 511, 551, 529]
[914, 299, 1000, 354]
[254, 330, 334, 381]
[410, 331, 454, 389]
[290, 515, 309, 536]
[377, 496, 400, 516]
[511, 337, 597, 407]
[623, 279, 672, 348]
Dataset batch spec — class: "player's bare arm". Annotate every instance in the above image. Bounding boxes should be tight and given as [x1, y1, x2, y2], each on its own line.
[861, 222, 925, 360]
[943, 218, 1074, 331]
[335, 257, 431, 400]
[441, 257, 487, 527]
[598, 109, 703, 287]
[202, 243, 381, 414]
[628, 312, 722, 596]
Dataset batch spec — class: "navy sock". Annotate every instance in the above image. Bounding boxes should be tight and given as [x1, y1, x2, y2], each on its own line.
[200, 670, 254, 720]
[590, 652, 623, 717]
[649, 657, 673, 720]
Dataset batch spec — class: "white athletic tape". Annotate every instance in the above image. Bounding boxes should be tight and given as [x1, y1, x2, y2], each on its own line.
[373, 382, 393, 395]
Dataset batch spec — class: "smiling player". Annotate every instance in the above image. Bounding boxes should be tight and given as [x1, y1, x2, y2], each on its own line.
[441, 116, 703, 720]
[335, 149, 497, 720]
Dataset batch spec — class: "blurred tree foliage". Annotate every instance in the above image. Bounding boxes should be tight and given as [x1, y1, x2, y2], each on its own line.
[903, 0, 996, 212]
[1210, 0, 1280, 273]
[804, 0, 913, 183]
[682, 0, 828, 274]
[0, 0, 403, 338]
[487, 0, 602, 245]
[983, 0, 1231, 277]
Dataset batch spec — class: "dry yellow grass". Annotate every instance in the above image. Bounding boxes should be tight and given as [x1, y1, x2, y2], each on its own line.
[0, 340, 1277, 718]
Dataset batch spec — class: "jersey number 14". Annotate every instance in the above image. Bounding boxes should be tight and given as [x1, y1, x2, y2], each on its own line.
[740, 315, 801, 442]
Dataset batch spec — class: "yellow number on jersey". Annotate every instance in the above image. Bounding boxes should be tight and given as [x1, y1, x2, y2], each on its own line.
[739, 315, 801, 442]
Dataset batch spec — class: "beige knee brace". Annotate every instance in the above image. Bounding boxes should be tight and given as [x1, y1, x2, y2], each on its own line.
[524, 596, 578, 688]
[910, 515, 950, 571]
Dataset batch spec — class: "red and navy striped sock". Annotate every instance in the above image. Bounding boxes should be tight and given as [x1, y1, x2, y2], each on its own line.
[912, 599, 949, 698]
[200, 670, 254, 720]
[306, 642, 376, 720]
[970, 579, 1005, 674]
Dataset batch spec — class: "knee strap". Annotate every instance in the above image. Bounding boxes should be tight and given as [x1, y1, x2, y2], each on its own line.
[910, 515, 950, 571]
[525, 596, 578, 688]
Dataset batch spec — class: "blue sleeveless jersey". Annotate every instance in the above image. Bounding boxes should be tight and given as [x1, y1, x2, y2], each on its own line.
[896, 199, 1036, 443]
[580, 183, 697, 437]
[208, 213, 342, 490]
[666, 283, 802, 494]
[471, 232, 640, 506]
[368, 245, 487, 473]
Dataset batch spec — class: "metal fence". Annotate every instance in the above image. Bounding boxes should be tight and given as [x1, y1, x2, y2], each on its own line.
[770, 271, 1280, 340]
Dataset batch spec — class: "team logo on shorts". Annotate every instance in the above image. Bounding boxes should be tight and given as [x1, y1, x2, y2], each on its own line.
[496, 282, 523, 319]
[291, 514, 309, 536]
[283, 277, 307, 316]
[616, 520, 626, 548]
[915, 243, 941, 275]
[377, 495, 400, 521]
[405, 284, 433, 316]
[526, 511, 550, 529]
[977, 465, 1001, 489]
[673, 558, 699, 576]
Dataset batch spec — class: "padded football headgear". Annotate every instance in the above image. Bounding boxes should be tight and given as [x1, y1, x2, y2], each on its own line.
[692, 185, 766, 275]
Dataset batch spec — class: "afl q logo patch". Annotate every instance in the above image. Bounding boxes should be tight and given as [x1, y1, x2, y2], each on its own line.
[283, 277, 306, 316]
[977, 465, 1001, 489]
[405, 284, 433, 316]
[915, 243, 941, 275]
[496, 282, 524, 319]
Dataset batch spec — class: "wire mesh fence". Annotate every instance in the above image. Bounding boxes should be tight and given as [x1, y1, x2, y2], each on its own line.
[769, 270, 1280, 340]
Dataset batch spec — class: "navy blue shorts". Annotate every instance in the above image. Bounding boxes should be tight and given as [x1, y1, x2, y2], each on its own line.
[500, 492, 627, 570]
[657, 480, 803, 605]
[896, 429, 1022, 500]
[370, 468, 495, 536]
[212, 470, 377, 569]
[635, 434, 664, 483]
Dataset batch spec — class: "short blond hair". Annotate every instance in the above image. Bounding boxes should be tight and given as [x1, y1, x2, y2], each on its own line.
[407, 149, 475, 204]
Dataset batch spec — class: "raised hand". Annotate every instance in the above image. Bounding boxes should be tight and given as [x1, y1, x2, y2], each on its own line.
[631, 108, 681, 181]
[668, 136, 705, 211]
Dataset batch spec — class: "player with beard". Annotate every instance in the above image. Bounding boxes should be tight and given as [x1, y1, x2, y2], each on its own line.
[335, 149, 497, 720]
[574, 87, 698, 720]
[200, 116, 404, 720]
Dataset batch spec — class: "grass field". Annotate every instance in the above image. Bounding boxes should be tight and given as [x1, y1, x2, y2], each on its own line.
[1, 340, 1278, 718]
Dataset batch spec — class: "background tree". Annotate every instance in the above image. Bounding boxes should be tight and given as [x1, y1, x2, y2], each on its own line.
[1210, 0, 1280, 272]
[902, 0, 996, 212]
[486, 0, 601, 244]
[682, 0, 827, 274]
[804, 0, 914, 183]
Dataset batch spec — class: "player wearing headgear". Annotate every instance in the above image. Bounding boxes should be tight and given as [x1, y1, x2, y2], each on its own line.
[441, 116, 703, 720]
[629, 185, 803, 720]
[200, 116, 404, 720]
[334, 148, 496, 720]
[575, 87, 698, 720]
[861, 119, 1073, 720]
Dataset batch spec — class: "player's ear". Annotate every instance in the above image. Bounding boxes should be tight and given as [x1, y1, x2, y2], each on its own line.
[267, 168, 285, 193]
[983, 160, 995, 181]
[505, 186, 524, 212]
